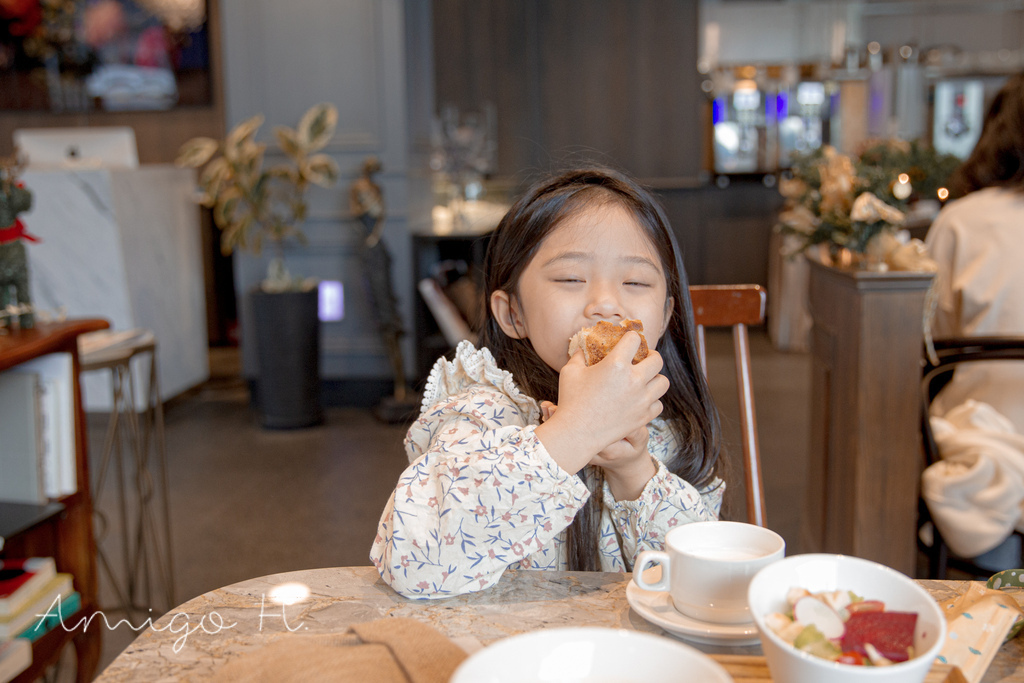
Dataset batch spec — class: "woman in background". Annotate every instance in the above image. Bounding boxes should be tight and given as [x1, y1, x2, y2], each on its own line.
[923, 72, 1024, 571]
[926, 71, 1024, 434]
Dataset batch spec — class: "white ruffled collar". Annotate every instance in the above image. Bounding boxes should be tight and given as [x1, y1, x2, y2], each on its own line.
[420, 340, 541, 423]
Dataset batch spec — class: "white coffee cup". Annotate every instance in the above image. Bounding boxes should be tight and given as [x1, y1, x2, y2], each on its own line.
[632, 521, 785, 624]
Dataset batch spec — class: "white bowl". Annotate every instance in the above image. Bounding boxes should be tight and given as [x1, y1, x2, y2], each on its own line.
[747, 554, 947, 683]
[449, 626, 733, 683]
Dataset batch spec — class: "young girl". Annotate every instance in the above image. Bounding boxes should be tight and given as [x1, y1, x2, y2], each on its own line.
[371, 167, 723, 598]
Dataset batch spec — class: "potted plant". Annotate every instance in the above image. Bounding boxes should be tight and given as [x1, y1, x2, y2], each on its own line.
[176, 103, 339, 428]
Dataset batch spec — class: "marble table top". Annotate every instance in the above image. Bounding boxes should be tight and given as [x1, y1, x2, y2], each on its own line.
[93, 567, 1022, 682]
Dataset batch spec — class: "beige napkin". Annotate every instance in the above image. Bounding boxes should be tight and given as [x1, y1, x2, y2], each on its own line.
[209, 617, 468, 683]
[935, 583, 1023, 683]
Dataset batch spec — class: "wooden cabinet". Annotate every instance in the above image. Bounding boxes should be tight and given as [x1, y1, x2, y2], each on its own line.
[0, 319, 107, 683]
[801, 260, 934, 576]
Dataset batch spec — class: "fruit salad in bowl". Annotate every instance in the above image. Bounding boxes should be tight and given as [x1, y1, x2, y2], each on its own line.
[765, 587, 918, 665]
[748, 554, 946, 683]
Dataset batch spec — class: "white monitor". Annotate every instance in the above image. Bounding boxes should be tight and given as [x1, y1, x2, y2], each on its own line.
[13, 127, 139, 169]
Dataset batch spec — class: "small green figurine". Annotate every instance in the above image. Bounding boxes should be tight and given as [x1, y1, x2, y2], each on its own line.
[0, 150, 37, 329]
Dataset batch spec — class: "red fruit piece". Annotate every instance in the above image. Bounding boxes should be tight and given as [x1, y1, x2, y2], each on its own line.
[837, 651, 866, 666]
[841, 611, 918, 662]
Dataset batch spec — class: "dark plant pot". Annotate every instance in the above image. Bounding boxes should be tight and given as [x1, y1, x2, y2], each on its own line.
[251, 288, 323, 429]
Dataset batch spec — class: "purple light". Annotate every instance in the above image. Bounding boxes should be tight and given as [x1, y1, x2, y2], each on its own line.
[712, 98, 729, 126]
[712, 98, 726, 125]
[777, 92, 789, 119]
[765, 94, 778, 123]
[870, 91, 884, 118]
[318, 281, 344, 321]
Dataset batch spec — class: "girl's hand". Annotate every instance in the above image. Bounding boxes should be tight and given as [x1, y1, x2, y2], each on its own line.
[534, 331, 668, 474]
[538, 401, 657, 499]
[592, 425, 657, 501]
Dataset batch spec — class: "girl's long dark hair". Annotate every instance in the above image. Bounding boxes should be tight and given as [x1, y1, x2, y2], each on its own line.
[950, 71, 1024, 197]
[480, 167, 722, 570]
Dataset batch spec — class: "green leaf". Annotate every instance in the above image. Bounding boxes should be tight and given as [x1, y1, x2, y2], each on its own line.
[297, 103, 338, 151]
[243, 144, 267, 183]
[274, 126, 302, 159]
[301, 154, 340, 187]
[220, 213, 252, 255]
[199, 158, 230, 199]
[213, 187, 242, 229]
[225, 114, 264, 161]
[175, 137, 219, 167]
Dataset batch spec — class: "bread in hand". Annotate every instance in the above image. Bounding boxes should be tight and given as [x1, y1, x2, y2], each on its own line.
[567, 319, 649, 366]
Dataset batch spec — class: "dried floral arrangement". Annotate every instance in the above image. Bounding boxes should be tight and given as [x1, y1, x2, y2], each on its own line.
[777, 139, 961, 265]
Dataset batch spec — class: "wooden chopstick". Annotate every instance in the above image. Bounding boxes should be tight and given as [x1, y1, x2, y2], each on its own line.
[709, 654, 967, 683]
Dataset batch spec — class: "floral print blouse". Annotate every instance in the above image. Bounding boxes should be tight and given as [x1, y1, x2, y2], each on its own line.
[370, 341, 724, 599]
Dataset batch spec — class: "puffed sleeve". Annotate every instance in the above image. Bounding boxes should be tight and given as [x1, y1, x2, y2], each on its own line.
[601, 420, 723, 568]
[370, 385, 590, 599]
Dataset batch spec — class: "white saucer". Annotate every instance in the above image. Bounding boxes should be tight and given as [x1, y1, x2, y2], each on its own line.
[625, 569, 762, 646]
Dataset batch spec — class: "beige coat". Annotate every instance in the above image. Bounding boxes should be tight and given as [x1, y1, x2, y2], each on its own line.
[926, 187, 1024, 434]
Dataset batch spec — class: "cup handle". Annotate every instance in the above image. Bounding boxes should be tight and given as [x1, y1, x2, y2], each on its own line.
[633, 550, 670, 592]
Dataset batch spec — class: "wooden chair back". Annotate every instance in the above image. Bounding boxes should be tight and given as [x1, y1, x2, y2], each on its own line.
[690, 284, 768, 527]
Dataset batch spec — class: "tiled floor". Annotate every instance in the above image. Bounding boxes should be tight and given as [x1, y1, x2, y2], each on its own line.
[87, 328, 813, 675]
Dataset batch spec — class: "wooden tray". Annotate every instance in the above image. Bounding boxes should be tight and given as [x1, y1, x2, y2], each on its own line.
[711, 654, 967, 683]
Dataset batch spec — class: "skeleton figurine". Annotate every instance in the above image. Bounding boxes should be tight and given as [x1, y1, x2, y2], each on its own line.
[350, 156, 411, 408]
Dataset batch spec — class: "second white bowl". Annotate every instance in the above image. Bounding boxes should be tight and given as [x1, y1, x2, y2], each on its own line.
[747, 554, 947, 683]
[449, 626, 732, 683]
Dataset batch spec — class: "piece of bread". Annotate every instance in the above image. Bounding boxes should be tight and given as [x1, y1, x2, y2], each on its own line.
[567, 319, 649, 366]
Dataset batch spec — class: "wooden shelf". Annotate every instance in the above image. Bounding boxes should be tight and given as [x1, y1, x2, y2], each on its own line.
[0, 321, 106, 371]
[9, 606, 99, 683]
[1, 319, 108, 683]
[0, 501, 65, 539]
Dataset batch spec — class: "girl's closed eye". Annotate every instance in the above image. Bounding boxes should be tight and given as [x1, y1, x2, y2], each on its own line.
[624, 279, 653, 288]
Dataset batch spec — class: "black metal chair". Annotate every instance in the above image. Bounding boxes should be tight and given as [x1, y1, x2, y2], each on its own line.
[919, 336, 1024, 579]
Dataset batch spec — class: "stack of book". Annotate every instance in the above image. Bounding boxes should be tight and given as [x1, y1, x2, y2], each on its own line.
[0, 557, 81, 682]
